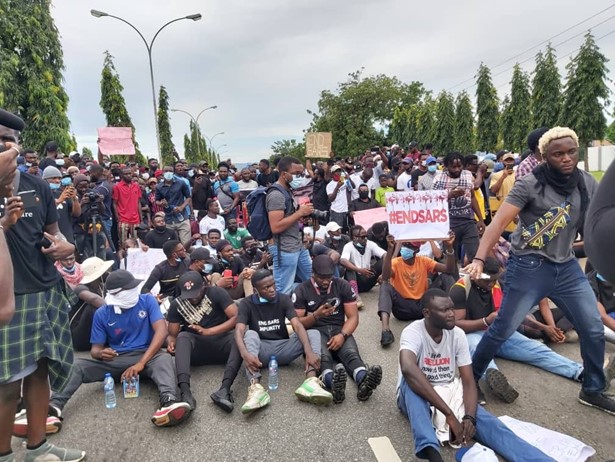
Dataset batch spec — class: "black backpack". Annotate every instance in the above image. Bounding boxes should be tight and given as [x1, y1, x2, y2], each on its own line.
[246, 184, 293, 241]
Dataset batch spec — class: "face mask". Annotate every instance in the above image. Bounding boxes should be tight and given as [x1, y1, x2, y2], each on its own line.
[155, 225, 166, 232]
[400, 247, 415, 260]
[104, 162, 110, 168]
[25, 162, 32, 167]
[61, 177, 72, 186]
[105, 286, 141, 313]
[289, 175, 302, 190]
[175, 258, 182, 263]
[145, 187, 151, 194]
[427, 165, 437, 173]
[86, 165, 92, 172]
[246, 248, 257, 256]
[188, 169, 195, 178]
[49, 182, 61, 190]
[203, 263, 213, 274]
[258, 296, 269, 304]
[221, 257, 229, 264]
[63, 264, 76, 274]
[163, 172, 174, 181]
[56, 159, 65, 166]
[354, 242, 365, 249]
[332, 235, 342, 241]
[359, 191, 369, 199]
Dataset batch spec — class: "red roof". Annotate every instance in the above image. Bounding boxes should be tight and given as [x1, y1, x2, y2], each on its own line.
[97, 127, 136, 155]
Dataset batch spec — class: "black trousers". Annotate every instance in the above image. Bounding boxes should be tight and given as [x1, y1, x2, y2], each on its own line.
[318, 328, 364, 380]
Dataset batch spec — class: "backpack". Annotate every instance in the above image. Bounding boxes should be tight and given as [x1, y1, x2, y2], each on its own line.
[246, 184, 293, 241]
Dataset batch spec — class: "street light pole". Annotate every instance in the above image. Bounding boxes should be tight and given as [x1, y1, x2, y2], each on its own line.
[91, 10, 202, 163]
[171, 106, 217, 159]
[204, 131, 224, 149]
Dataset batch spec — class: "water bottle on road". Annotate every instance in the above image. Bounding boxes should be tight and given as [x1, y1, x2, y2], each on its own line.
[268, 356, 279, 391]
[104, 373, 116, 409]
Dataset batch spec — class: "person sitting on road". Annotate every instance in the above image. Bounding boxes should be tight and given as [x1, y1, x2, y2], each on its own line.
[340, 225, 386, 308]
[239, 236, 271, 270]
[211, 239, 254, 300]
[397, 289, 555, 462]
[378, 233, 456, 347]
[367, 221, 389, 251]
[187, 247, 217, 281]
[204, 228, 222, 255]
[349, 184, 380, 220]
[587, 267, 615, 345]
[293, 255, 382, 404]
[166, 271, 242, 413]
[224, 218, 251, 250]
[234, 269, 332, 414]
[49, 270, 191, 429]
[199, 198, 226, 241]
[323, 221, 350, 255]
[144, 211, 179, 249]
[141, 240, 191, 301]
[450, 257, 583, 405]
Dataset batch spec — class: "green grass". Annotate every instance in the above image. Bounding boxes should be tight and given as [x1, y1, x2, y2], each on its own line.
[591, 171, 604, 181]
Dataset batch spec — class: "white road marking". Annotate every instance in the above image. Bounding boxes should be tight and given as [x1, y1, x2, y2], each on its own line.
[368, 436, 402, 462]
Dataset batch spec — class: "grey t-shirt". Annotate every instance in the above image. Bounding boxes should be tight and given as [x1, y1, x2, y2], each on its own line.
[505, 170, 597, 263]
[266, 187, 302, 252]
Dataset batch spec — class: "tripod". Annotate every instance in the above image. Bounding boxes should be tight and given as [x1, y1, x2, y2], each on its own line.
[87, 210, 115, 260]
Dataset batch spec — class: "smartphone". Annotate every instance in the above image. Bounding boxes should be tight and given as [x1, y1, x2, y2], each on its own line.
[223, 269, 232, 278]
[506, 165, 514, 171]
[19, 190, 40, 208]
[327, 297, 340, 308]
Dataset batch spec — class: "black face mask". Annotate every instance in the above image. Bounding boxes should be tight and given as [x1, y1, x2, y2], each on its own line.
[246, 248, 257, 256]
[359, 192, 369, 199]
[155, 225, 166, 232]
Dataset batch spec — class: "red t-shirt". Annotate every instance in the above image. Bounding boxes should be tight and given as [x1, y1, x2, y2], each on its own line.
[112, 181, 142, 224]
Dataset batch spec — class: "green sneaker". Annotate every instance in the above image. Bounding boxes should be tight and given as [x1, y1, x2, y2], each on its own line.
[241, 382, 271, 414]
[294, 377, 333, 405]
[24, 441, 85, 462]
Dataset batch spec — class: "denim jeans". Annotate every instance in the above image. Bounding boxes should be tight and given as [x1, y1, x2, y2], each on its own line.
[472, 253, 605, 393]
[396, 380, 555, 461]
[466, 331, 583, 380]
[268, 245, 312, 294]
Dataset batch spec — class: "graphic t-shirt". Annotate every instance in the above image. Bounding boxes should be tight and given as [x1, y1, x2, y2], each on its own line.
[390, 256, 437, 300]
[167, 286, 233, 329]
[90, 294, 163, 352]
[237, 294, 296, 340]
[397, 319, 471, 390]
[292, 278, 355, 333]
[397, 172, 413, 191]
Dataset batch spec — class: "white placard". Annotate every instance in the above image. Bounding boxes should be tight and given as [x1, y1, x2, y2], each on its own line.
[385, 190, 449, 241]
[123, 248, 166, 295]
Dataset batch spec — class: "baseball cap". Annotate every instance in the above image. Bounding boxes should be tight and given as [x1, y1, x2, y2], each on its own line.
[191, 247, 215, 263]
[105, 270, 142, 291]
[325, 222, 342, 233]
[330, 165, 342, 173]
[425, 156, 437, 164]
[177, 271, 205, 299]
[312, 254, 335, 277]
[402, 157, 413, 164]
[483, 159, 495, 172]
[502, 152, 515, 161]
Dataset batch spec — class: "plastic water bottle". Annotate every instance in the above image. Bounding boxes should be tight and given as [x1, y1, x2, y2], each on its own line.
[103, 373, 116, 409]
[268, 356, 279, 391]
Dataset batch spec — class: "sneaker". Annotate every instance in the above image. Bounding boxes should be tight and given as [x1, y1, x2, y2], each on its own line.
[24, 441, 85, 462]
[13, 405, 63, 438]
[241, 382, 270, 414]
[210, 388, 234, 413]
[331, 364, 347, 404]
[294, 377, 333, 405]
[180, 386, 197, 411]
[380, 329, 395, 347]
[564, 329, 579, 343]
[476, 380, 487, 406]
[485, 368, 519, 403]
[356, 295, 365, 310]
[578, 390, 615, 416]
[604, 354, 615, 392]
[151, 394, 191, 427]
[357, 365, 382, 401]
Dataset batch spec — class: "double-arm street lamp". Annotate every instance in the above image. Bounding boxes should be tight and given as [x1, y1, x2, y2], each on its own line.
[171, 106, 217, 158]
[91, 9, 202, 162]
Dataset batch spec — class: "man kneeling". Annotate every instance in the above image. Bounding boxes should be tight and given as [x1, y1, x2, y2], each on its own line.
[397, 289, 555, 462]
[49, 270, 190, 428]
[235, 269, 332, 414]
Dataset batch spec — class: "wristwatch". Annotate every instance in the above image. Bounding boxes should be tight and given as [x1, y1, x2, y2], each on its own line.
[341, 331, 349, 339]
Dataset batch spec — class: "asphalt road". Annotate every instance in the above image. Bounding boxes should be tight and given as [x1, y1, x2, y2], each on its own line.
[10, 289, 615, 462]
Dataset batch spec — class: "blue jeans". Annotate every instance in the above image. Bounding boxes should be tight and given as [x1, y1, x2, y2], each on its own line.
[466, 331, 583, 380]
[472, 253, 605, 393]
[396, 381, 555, 461]
[268, 245, 312, 294]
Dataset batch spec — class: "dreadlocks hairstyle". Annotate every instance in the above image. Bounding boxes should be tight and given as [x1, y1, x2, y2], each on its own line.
[538, 127, 579, 156]
[443, 151, 464, 168]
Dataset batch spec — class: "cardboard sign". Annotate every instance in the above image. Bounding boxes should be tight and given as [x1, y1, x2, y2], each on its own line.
[123, 248, 166, 295]
[305, 132, 332, 158]
[385, 190, 449, 241]
[352, 207, 387, 231]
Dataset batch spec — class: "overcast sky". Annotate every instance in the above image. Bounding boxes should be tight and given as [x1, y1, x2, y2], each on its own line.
[52, 0, 615, 162]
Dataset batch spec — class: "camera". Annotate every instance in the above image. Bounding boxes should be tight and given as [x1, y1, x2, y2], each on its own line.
[310, 209, 328, 221]
[86, 191, 101, 202]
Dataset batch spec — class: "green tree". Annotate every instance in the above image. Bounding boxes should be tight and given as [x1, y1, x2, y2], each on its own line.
[183, 133, 193, 161]
[81, 147, 93, 158]
[271, 139, 306, 161]
[99, 51, 144, 163]
[432, 91, 456, 155]
[157, 86, 175, 166]
[454, 91, 475, 154]
[184, 120, 208, 164]
[505, 64, 532, 153]
[500, 95, 513, 149]
[475, 63, 500, 152]
[532, 44, 561, 128]
[416, 96, 435, 148]
[560, 32, 611, 158]
[0, 0, 75, 153]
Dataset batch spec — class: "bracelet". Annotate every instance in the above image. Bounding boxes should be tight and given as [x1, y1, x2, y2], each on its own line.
[482, 317, 490, 328]
[340, 331, 349, 339]
[462, 414, 476, 426]
[473, 257, 485, 264]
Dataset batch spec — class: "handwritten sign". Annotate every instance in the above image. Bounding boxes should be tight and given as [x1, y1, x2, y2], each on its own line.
[123, 248, 166, 295]
[305, 132, 332, 158]
[385, 190, 449, 241]
[352, 207, 387, 231]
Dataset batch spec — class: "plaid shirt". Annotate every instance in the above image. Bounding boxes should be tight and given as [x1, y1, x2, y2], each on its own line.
[516, 154, 539, 180]
[431, 170, 475, 220]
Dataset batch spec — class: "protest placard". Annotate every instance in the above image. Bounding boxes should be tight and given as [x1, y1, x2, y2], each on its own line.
[124, 248, 166, 295]
[305, 132, 332, 158]
[385, 190, 450, 241]
[352, 207, 388, 231]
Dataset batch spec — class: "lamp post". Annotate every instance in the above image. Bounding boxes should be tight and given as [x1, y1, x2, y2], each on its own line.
[204, 131, 224, 148]
[171, 106, 217, 158]
[91, 9, 202, 162]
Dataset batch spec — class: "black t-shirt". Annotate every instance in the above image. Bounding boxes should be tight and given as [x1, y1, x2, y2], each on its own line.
[292, 278, 355, 333]
[349, 198, 380, 212]
[141, 258, 191, 298]
[411, 168, 427, 187]
[53, 190, 75, 243]
[167, 286, 233, 329]
[38, 157, 57, 172]
[366, 228, 388, 251]
[257, 170, 279, 187]
[237, 293, 296, 340]
[6, 173, 60, 294]
[588, 270, 615, 313]
[144, 228, 178, 249]
[191, 179, 213, 210]
[450, 282, 494, 320]
[213, 256, 245, 276]
[312, 178, 330, 212]
[323, 235, 350, 253]
[239, 250, 263, 269]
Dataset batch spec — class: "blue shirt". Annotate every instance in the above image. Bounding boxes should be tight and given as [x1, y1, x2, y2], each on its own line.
[155, 179, 191, 223]
[90, 294, 163, 353]
[213, 178, 239, 210]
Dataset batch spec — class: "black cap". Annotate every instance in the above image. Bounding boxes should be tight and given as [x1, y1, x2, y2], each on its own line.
[312, 255, 335, 277]
[106, 269, 142, 291]
[216, 239, 232, 252]
[191, 247, 215, 263]
[177, 271, 205, 298]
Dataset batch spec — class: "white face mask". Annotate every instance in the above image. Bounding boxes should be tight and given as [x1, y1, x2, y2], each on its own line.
[105, 286, 141, 313]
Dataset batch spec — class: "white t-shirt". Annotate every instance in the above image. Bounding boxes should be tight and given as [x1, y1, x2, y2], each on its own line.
[199, 214, 226, 235]
[340, 239, 386, 268]
[238, 179, 258, 191]
[349, 173, 378, 200]
[397, 172, 413, 191]
[326, 180, 349, 213]
[397, 319, 472, 391]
